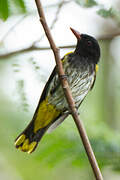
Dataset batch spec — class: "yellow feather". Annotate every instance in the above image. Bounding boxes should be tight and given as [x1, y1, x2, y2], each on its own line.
[27, 141, 37, 154]
[62, 51, 73, 62]
[64, 51, 73, 56]
[34, 98, 60, 133]
[95, 64, 99, 73]
[15, 134, 26, 146]
[21, 139, 29, 151]
[18, 146, 22, 151]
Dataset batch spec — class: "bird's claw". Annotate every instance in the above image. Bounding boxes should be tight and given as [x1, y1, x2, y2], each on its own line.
[59, 75, 68, 80]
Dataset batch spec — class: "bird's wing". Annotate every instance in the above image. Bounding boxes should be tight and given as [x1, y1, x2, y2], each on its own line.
[39, 51, 74, 103]
[14, 67, 62, 153]
[47, 112, 69, 133]
[14, 53, 73, 153]
[90, 64, 98, 91]
[39, 66, 57, 103]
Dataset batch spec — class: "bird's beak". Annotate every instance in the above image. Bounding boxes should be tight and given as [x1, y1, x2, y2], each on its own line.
[70, 27, 81, 40]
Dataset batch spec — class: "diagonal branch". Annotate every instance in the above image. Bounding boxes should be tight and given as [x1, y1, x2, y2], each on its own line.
[0, 1, 65, 60]
[0, 45, 75, 59]
[50, 0, 64, 29]
[32, 0, 65, 46]
[34, 0, 103, 180]
[0, 31, 120, 59]
[0, 14, 28, 43]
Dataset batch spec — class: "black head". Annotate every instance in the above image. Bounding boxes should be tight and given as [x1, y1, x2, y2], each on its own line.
[70, 28, 100, 64]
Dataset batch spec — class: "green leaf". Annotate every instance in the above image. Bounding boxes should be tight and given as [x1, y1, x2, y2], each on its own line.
[75, 0, 97, 8]
[13, 0, 26, 13]
[0, 0, 27, 21]
[97, 8, 114, 18]
[0, 0, 10, 20]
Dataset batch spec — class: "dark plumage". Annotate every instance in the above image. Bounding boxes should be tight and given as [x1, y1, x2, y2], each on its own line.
[75, 34, 100, 63]
[15, 28, 100, 153]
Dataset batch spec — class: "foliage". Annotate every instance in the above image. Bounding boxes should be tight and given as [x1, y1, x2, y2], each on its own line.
[12, 63, 29, 112]
[0, 0, 9, 21]
[75, 0, 97, 8]
[0, 0, 26, 21]
[1, 95, 120, 180]
[13, 0, 26, 13]
[97, 7, 120, 25]
[0, 0, 120, 23]
[97, 8, 115, 18]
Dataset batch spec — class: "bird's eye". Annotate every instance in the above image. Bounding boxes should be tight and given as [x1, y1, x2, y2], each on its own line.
[87, 40, 92, 46]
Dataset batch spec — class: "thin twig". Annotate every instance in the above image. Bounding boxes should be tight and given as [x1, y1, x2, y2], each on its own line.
[0, 0, 65, 59]
[0, 14, 27, 43]
[32, 0, 65, 46]
[50, 0, 64, 29]
[0, 31, 120, 59]
[0, 45, 74, 59]
[34, 0, 103, 180]
[98, 31, 120, 41]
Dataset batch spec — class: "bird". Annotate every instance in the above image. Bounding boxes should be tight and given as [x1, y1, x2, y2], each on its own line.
[15, 28, 100, 154]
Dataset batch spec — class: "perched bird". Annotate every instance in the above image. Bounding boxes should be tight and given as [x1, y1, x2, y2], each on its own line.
[15, 28, 100, 153]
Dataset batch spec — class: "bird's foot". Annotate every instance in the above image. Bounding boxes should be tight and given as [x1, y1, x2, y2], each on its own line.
[59, 74, 68, 80]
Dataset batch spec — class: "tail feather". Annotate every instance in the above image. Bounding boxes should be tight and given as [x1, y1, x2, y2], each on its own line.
[47, 112, 69, 133]
[15, 108, 62, 153]
[15, 122, 47, 153]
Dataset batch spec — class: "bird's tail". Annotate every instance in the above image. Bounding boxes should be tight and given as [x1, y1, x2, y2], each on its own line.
[15, 98, 62, 153]
[14, 121, 48, 154]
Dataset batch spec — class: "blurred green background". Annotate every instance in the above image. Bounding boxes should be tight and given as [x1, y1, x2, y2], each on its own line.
[0, 0, 120, 179]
